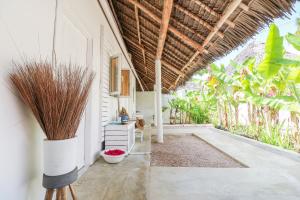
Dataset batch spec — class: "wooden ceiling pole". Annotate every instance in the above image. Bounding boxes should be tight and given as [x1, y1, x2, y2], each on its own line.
[138, 73, 150, 91]
[135, 6, 141, 44]
[192, 0, 235, 28]
[156, 0, 173, 59]
[174, 4, 224, 38]
[134, 5, 147, 71]
[172, 0, 244, 89]
[119, 18, 190, 63]
[108, 0, 124, 34]
[127, 0, 208, 53]
[169, 76, 181, 90]
[135, 69, 173, 87]
[123, 36, 185, 77]
[172, 19, 206, 41]
[202, 0, 242, 47]
[239, 3, 249, 11]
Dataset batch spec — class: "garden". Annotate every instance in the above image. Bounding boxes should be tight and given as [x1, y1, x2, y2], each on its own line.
[168, 22, 300, 152]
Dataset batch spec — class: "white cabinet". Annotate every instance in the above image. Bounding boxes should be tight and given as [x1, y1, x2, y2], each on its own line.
[104, 121, 135, 153]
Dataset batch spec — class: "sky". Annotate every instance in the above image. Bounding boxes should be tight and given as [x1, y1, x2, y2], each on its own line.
[214, 1, 300, 66]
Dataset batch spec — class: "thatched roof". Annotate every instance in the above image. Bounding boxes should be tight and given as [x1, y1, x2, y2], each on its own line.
[109, 0, 295, 92]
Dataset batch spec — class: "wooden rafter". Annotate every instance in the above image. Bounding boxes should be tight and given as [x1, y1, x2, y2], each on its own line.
[126, 39, 180, 85]
[156, 0, 173, 59]
[138, 73, 150, 91]
[134, 5, 141, 44]
[203, 0, 243, 47]
[191, 0, 235, 28]
[108, 0, 124, 34]
[169, 76, 181, 90]
[134, 5, 147, 70]
[123, 36, 185, 77]
[174, 4, 224, 38]
[172, 19, 206, 41]
[172, 0, 244, 89]
[135, 68, 173, 88]
[239, 3, 249, 11]
[141, 36, 187, 65]
[118, 6, 197, 59]
[136, 68, 173, 87]
[127, 0, 208, 53]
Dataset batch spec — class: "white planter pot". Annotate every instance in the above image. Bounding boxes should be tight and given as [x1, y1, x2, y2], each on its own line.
[43, 137, 77, 176]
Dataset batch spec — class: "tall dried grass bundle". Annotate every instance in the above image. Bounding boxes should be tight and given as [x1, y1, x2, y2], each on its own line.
[10, 61, 94, 140]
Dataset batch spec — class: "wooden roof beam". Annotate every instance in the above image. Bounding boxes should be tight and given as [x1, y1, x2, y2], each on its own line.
[138, 74, 150, 91]
[172, 0, 244, 89]
[156, 0, 173, 60]
[136, 68, 173, 87]
[172, 19, 206, 41]
[141, 36, 188, 65]
[134, 5, 147, 70]
[239, 3, 249, 11]
[191, 0, 235, 28]
[123, 36, 186, 77]
[120, 10, 203, 58]
[127, 0, 208, 53]
[108, 0, 124, 34]
[134, 5, 141, 44]
[174, 4, 224, 38]
[202, 0, 243, 47]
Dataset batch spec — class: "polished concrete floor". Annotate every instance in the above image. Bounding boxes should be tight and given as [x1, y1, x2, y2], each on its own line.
[73, 128, 151, 200]
[74, 127, 300, 200]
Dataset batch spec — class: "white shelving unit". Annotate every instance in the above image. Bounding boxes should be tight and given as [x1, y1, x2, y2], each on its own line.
[104, 121, 135, 153]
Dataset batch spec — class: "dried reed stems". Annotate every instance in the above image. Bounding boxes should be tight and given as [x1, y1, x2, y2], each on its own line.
[10, 60, 94, 140]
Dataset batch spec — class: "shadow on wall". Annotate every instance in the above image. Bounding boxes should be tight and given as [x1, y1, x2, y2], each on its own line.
[24, 111, 44, 200]
[0, 88, 44, 200]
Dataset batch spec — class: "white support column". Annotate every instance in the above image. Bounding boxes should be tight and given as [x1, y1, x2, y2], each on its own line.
[155, 59, 163, 143]
[153, 84, 158, 127]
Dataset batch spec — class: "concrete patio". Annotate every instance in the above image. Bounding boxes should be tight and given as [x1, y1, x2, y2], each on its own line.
[74, 126, 300, 200]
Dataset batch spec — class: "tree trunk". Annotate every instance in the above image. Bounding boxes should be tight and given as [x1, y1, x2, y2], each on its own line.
[224, 103, 229, 129]
[169, 108, 173, 124]
[217, 101, 222, 126]
[247, 103, 252, 126]
[235, 105, 239, 127]
[262, 106, 271, 136]
[175, 108, 178, 124]
[228, 102, 233, 129]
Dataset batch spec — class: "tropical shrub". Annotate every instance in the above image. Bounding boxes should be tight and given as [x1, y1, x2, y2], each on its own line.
[168, 91, 210, 124]
[189, 22, 300, 151]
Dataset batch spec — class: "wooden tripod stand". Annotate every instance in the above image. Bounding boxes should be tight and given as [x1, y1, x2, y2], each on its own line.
[45, 185, 77, 200]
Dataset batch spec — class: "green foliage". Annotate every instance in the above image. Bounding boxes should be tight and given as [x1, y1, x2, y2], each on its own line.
[191, 22, 300, 151]
[258, 122, 293, 150]
[257, 24, 284, 79]
[168, 91, 210, 124]
[286, 33, 300, 51]
[190, 103, 210, 124]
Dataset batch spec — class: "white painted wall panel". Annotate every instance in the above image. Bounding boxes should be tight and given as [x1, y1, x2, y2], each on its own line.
[0, 0, 137, 199]
[136, 91, 156, 124]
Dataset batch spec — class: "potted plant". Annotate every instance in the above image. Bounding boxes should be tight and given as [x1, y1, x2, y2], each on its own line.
[10, 61, 94, 199]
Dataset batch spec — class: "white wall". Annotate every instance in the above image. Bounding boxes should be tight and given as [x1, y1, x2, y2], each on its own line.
[162, 94, 173, 124]
[0, 0, 136, 199]
[136, 92, 155, 124]
[136, 92, 173, 125]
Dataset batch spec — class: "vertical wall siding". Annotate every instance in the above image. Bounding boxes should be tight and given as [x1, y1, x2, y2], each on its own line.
[100, 49, 113, 142]
[0, 0, 136, 199]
